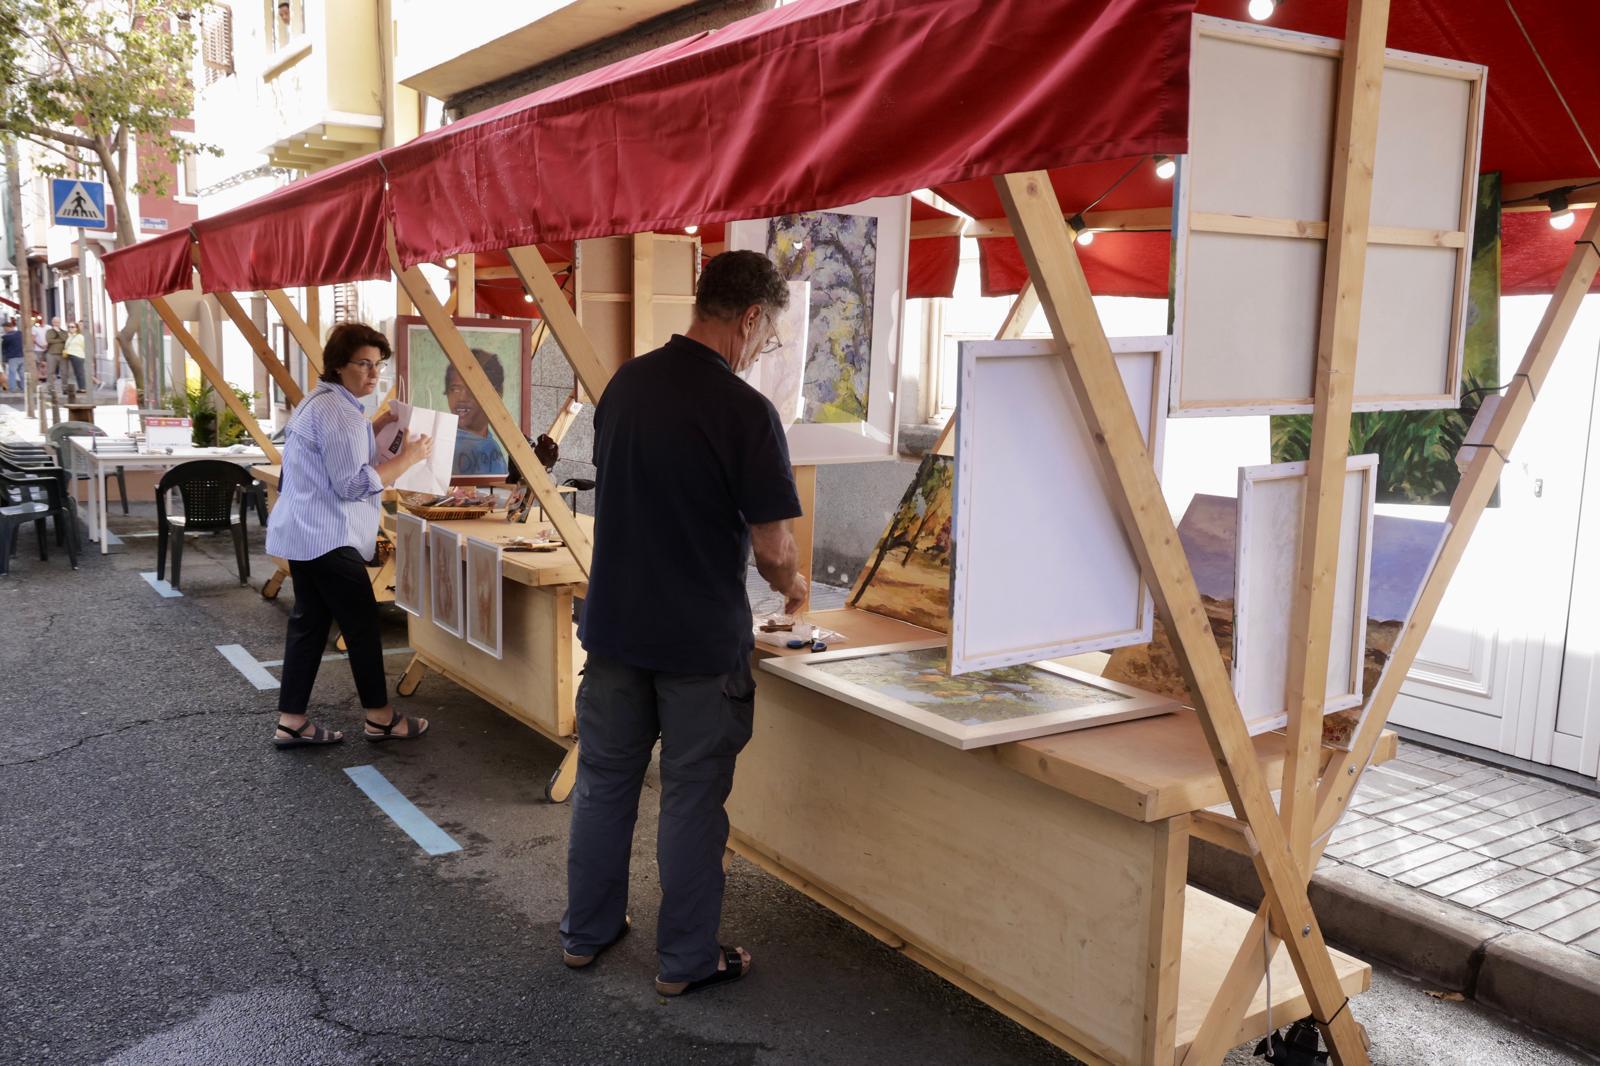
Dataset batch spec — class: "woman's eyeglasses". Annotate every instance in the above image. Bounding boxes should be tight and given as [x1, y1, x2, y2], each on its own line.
[349, 359, 382, 372]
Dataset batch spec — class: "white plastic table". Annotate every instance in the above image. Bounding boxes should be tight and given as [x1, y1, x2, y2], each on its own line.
[66, 437, 268, 554]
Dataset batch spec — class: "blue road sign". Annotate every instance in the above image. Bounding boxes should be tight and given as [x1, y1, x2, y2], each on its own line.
[51, 179, 107, 228]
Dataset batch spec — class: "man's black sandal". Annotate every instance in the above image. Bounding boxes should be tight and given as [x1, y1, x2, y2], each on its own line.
[655, 946, 749, 996]
[274, 721, 343, 748]
[563, 916, 631, 969]
[365, 710, 430, 742]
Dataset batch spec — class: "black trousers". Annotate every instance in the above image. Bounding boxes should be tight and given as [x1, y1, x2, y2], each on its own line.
[277, 547, 389, 714]
[560, 653, 755, 983]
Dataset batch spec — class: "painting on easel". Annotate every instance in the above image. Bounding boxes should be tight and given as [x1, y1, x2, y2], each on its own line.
[849, 454, 953, 632]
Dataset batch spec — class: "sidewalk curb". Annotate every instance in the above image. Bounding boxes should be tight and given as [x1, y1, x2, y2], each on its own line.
[1188, 838, 1600, 1054]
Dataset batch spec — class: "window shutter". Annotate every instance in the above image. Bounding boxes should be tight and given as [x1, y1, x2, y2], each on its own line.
[332, 283, 360, 324]
[201, 6, 234, 85]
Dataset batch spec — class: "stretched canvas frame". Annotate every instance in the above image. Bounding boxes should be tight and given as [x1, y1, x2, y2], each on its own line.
[575, 232, 700, 375]
[394, 511, 427, 617]
[950, 337, 1169, 675]
[759, 639, 1177, 750]
[727, 195, 909, 463]
[464, 535, 503, 659]
[428, 524, 464, 638]
[395, 315, 533, 485]
[1234, 455, 1378, 734]
[1170, 16, 1486, 416]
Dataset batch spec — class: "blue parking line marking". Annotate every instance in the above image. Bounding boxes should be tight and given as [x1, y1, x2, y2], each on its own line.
[343, 765, 461, 857]
[216, 644, 279, 690]
[139, 571, 183, 598]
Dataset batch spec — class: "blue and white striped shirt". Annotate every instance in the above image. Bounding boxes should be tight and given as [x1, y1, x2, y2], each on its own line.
[265, 382, 384, 561]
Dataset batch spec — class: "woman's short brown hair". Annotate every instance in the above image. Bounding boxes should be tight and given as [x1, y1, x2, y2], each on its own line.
[320, 322, 392, 382]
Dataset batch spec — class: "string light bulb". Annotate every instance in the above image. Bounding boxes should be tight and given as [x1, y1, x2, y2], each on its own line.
[1248, 0, 1277, 20]
[1153, 155, 1176, 180]
[1068, 213, 1095, 247]
[1549, 190, 1576, 231]
[684, 224, 699, 235]
[444, 256, 457, 269]
[524, 293, 535, 303]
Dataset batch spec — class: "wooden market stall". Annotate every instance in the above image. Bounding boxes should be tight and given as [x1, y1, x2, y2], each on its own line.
[102, 1, 1600, 1062]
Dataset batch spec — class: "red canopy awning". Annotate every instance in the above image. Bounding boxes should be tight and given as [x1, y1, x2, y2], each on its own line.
[105, 0, 1191, 302]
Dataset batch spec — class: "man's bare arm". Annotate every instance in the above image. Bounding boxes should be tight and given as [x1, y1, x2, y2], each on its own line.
[751, 517, 807, 614]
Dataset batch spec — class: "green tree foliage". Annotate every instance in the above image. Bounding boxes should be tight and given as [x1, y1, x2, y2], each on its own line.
[0, 0, 214, 398]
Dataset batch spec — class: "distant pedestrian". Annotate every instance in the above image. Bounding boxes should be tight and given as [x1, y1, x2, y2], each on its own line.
[1, 319, 22, 392]
[63, 322, 88, 394]
[44, 317, 68, 393]
[265, 322, 434, 749]
[30, 316, 46, 383]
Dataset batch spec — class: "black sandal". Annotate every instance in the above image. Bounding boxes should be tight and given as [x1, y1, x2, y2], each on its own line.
[274, 721, 343, 748]
[655, 946, 750, 997]
[364, 709, 430, 743]
[563, 916, 631, 969]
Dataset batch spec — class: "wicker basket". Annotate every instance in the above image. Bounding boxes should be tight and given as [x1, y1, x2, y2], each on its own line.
[397, 491, 492, 521]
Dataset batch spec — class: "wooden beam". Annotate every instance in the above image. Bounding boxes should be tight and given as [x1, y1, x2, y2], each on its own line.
[967, 207, 1172, 240]
[793, 464, 817, 614]
[474, 262, 570, 281]
[505, 244, 613, 402]
[632, 233, 654, 358]
[455, 253, 475, 317]
[546, 385, 582, 445]
[910, 216, 966, 239]
[264, 289, 324, 376]
[214, 289, 303, 406]
[387, 226, 593, 576]
[150, 296, 281, 463]
[1502, 177, 1600, 212]
[1281, 0, 1390, 866]
[931, 280, 1037, 456]
[995, 170, 1370, 1066]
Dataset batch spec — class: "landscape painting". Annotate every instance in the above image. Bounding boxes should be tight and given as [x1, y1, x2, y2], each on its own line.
[741, 279, 810, 427]
[849, 454, 954, 632]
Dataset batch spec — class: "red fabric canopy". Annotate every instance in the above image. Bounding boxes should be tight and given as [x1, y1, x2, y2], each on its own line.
[105, 0, 1191, 301]
[1504, 209, 1600, 296]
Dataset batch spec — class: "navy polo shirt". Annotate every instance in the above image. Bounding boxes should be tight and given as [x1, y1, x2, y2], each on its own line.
[579, 334, 803, 675]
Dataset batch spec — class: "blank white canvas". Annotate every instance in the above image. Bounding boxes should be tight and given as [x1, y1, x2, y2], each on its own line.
[1233, 455, 1377, 734]
[1171, 17, 1485, 416]
[949, 337, 1168, 676]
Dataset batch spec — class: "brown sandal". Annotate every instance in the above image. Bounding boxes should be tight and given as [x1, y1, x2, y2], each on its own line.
[364, 710, 430, 742]
[274, 721, 343, 748]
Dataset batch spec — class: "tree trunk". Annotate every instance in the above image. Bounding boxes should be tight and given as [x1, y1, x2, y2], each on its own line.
[5, 139, 35, 416]
[99, 136, 147, 404]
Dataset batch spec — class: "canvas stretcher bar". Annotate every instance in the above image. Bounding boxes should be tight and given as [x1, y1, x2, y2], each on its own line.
[994, 169, 1370, 1065]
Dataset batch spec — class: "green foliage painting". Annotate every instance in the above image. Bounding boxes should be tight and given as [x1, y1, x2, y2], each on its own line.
[766, 211, 877, 424]
[850, 454, 954, 632]
[1271, 174, 1502, 505]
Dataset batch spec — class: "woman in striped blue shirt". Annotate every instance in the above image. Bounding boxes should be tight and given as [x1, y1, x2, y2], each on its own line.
[266, 323, 434, 748]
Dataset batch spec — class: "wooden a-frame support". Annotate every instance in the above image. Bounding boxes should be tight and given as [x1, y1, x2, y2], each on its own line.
[997, 170, 1372, 1065]
[187, 244, 305, 407]
[264, 288, 324, 377]
[386, 226, 594, 576]
[148, 295, 282, 465]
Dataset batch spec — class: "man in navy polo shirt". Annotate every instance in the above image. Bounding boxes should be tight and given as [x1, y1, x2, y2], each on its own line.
[563, 251, 806, 996]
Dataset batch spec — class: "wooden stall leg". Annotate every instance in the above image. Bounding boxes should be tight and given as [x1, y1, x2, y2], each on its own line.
[396, 654, 426, 697]
[149, 297, 283, 464]
[546, 743, 579, 804]
[995, 170, 1370, 1066]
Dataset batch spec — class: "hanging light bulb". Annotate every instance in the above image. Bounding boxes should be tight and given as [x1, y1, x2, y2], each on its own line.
[1248, 0, 1276, 20]
[1549, 190, 1576, 231]
[1068, 214, 1095, 247]
[684, 224, 699, 235]
[1153, 155, 1176, 181]
[444, 256, 457, 269]
[524, 293, 535, 303]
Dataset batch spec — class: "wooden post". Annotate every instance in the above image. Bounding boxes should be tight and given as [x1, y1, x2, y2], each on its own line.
[264, 289, 324, 376]
[632, 233, 654, 358]
[792, 464, 817, 614]
[456, 254, 475, 317]
[149, 296, 281, 463]
[932, 280, 1038, 456]
[546, 385, 583, 445]
[214, 289, 303, 406]
[505, 245, 613, 402]
[1280, 0, 1391, 863]
[387, 226, 593, 576]
[995, 170, 1370, 1065]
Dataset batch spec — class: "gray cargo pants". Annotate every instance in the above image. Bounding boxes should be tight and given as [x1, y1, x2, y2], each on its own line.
[560, 652, 755, 983]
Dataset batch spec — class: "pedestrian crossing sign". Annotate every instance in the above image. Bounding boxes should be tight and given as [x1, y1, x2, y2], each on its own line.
[51, 179, 107, 228]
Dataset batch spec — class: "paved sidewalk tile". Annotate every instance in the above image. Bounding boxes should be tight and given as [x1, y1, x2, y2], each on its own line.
[1528, 897, 1600, 943]
[1507, 888, 1600, 931]
[1479, 879, 1570, 920]
[1415, 858, 1515, 898]
[1448, 867, 1549, 909]
[1395, 849, 1490, 887]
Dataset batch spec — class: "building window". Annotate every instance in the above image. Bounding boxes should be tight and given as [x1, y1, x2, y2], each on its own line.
[200, 5, 234, 85]
[268, 0, 303, 50]
[332, 283, 360, 325]
[177, 147, 200, 201]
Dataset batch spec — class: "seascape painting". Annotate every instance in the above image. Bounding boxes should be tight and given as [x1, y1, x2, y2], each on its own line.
[814, 647, 1129, 728]
[766, 211, 877, 424]
[850, 454, 954, 632]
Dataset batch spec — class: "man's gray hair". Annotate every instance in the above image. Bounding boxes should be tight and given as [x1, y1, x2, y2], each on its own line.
[694, 250, 789, 321]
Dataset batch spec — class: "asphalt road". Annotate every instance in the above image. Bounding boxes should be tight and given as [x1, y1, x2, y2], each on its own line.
[0, 497, 1594, 1065]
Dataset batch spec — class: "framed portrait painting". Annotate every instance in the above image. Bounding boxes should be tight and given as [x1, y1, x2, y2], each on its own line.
[395, 315, 533, 486]
[728, 195, 909, 463]
[428, 524, 464, 638]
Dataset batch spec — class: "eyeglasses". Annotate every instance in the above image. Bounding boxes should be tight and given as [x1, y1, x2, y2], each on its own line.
[758, 313, 783, 356]
[348, 359, 382, 372]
